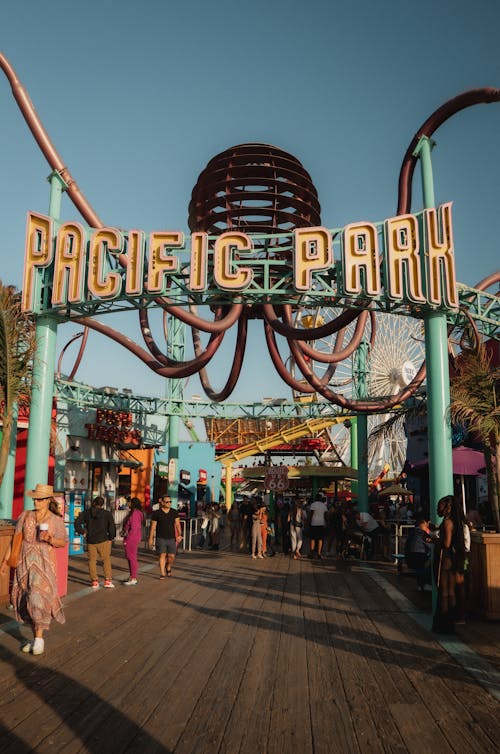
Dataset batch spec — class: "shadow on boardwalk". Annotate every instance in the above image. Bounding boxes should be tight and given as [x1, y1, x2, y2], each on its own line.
[0, 644, 171, 753]
[0, 547, 499, 753]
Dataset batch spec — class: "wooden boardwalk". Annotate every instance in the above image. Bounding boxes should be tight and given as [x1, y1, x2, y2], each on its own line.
[0, 541, 499, 754]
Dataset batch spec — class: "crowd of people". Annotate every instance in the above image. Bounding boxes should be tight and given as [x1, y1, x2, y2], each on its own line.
[218, 493, 393, 561]
[0, 483, 486, 655]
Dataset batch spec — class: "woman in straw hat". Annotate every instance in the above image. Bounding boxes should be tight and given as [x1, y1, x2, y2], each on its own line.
[0, 483, 67, 655]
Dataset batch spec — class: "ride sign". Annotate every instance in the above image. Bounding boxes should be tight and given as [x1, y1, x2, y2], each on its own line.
[264, 466, 289, 492]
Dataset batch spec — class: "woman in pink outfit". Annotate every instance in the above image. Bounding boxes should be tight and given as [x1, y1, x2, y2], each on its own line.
[122, 498, 144, 585]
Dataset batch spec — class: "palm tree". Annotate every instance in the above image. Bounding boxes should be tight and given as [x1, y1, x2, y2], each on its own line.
[0, 281, 36, 485]
[449, 341, 500, 531]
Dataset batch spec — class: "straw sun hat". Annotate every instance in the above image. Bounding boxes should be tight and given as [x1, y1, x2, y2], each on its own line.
[26, 483, 55, 499]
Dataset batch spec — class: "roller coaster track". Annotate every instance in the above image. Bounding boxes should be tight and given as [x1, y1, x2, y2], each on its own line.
[216, 415, 351, 465]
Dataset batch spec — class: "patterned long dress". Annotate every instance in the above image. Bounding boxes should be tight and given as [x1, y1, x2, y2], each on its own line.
[11, 510, 67, 631]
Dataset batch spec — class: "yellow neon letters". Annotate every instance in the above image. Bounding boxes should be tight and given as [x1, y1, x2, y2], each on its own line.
[147, 232, 182, 293]
[385, 214, 426, 303]
[22, 212, 53, 312]
[189, 232, 208, 291]
[294, 228, 332, 291]
[214, 233, 253, 291]
[424, 203, 458, 308]
[342, 222, 381, 295]
[88, 228, 123, 300]
[52, 222, 86, 306]
[125, 231, 146, 295]
[21, 204, 458, 313]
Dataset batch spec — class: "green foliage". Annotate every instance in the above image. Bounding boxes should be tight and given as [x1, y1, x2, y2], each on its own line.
[0, 281, 36, 484]
[449, 342, 500, 449]
[449, 339, 500, 530]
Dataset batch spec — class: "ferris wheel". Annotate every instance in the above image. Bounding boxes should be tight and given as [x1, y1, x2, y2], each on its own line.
[290, 309, 426, 478]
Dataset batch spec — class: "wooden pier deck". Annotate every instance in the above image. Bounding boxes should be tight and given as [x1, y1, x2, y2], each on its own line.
[0, 543, 499, 753]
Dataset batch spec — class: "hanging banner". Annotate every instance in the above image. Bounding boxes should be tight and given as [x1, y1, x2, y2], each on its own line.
[168, 458, 176, 484]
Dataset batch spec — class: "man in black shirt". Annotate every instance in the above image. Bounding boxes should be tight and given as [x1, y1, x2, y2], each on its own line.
[148, 496, 182, 578]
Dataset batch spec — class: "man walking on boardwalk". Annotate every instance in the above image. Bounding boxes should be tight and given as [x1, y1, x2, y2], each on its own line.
[75, 496, 117, 588]
[148, 496, 182, 578]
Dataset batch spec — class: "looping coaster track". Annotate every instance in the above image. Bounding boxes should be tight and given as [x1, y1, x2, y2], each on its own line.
[1, 52, 499, 414]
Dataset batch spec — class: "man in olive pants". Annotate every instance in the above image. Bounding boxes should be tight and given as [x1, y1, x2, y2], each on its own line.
[75, 496, 116, 588]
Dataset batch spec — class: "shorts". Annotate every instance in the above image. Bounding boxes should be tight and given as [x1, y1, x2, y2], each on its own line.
[156, 537, 177, 555]
[310, 525, 325, 541]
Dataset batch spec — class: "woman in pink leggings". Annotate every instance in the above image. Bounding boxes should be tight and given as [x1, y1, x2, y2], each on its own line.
[122, 498, 144, 586]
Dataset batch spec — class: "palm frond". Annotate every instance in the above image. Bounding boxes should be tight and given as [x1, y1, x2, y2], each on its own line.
[0, 281, 36, 483]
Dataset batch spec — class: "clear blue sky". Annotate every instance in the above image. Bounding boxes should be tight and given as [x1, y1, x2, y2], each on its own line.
[1, 0, 499, 407]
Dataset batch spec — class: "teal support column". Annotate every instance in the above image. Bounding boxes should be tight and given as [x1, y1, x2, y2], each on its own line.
[354, 340, 369, 512]
[167, 414, 179, 507]
[0, 403, 18, 518]
[415, 136, 454, 522]
[312, 475, 318, 499]
[424, 312, 453, 513]
[349, 417, 358, 497]
[166, 314, 185, 508]
[356, 415, 369, 512]
[24, 172, 65, 508]
[415, 135, 453, 614]
[24, 316, 58, 506]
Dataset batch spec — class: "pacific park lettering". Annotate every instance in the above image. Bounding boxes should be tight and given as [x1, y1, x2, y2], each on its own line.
[22, 202, 457, 313]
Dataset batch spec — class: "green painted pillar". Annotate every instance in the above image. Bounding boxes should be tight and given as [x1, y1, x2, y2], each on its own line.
[0, 403, 18, 518]
[349, 417, 358, 497]
[415, 136, 453, 615]
[166, 314, 185, 508]
[356, 415, 369, 512]
[24, 316, 58, 506]
[354, 340, 369, 512]
[312, 475, 318, 499]
[24, 172, 64, 507]
[415, 136, 454, 523]
[424, 312, 453, 513]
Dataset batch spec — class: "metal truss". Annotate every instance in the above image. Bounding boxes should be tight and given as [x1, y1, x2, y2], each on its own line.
[55, 378, 350, 421]
[454, 284, 500, 339]
[46, 277, 498, 341]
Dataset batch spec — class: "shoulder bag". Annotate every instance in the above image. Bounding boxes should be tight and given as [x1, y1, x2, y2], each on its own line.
[7, 531, 23, 568]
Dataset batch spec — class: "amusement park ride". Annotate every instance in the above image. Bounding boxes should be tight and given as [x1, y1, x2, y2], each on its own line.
[0, 51, 499, 518]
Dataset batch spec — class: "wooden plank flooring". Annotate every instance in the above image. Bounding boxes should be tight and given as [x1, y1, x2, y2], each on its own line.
[0, 544, 499, 753]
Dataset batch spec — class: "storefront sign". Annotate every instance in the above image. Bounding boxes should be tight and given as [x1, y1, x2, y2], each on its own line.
[198, 468, 207, 484]
[85, 408, 141, 447]
[157, 461, 169, 478]
[180, 469, 191, 485]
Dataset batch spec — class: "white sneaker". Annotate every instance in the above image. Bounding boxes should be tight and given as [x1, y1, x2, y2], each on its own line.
[32, 638, 44, 655]
[103, 580, 115, 588]
[257, 553, 264, 559]
[251, 554, 257, 559]
[21, 641, 32, 653]
[124, 578, 138, 586]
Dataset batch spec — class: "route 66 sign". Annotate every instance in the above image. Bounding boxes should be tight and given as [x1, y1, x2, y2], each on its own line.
[264, 466, 289, 492]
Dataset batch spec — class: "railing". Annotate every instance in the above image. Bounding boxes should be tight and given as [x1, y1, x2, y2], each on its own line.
[385, 520, 415, 557]
[113, 510, 128, 540]
[141, 516, 202, 552]
[179, 517, 201, 552]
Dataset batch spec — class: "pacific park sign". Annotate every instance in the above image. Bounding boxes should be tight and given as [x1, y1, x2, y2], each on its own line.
[22, 202, 457, 315]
